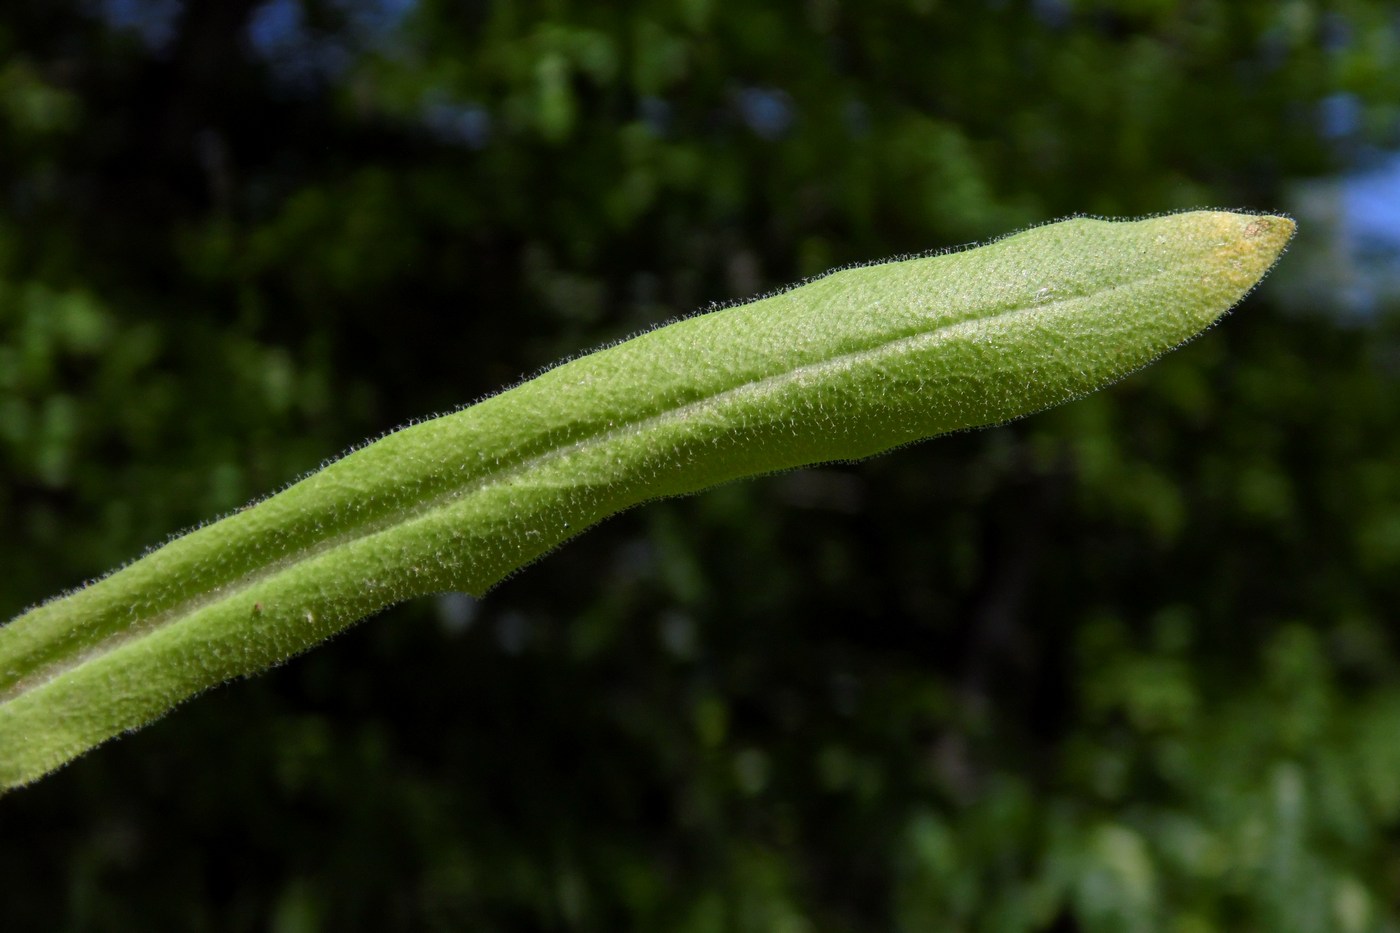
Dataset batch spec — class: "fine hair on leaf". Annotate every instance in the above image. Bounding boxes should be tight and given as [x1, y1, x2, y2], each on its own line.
[0, 210, 1295, 792]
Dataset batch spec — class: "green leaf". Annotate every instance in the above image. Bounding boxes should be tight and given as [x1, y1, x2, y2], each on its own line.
[0, 210, 1293, 791]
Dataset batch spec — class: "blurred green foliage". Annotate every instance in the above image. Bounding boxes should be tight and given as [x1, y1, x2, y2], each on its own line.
[3, 1, 1400, 930]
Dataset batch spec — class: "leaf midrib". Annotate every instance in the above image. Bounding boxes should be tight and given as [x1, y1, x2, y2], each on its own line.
[1, 273, 1164, 705]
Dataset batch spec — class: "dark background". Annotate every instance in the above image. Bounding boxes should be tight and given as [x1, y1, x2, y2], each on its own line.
[3, 1, 1400, 929]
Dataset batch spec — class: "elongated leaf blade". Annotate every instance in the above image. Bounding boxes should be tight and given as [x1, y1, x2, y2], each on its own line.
[0, 211, 1294, 790]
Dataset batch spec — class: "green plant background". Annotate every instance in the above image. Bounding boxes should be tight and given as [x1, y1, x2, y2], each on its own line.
[2, 2, 1399, 930]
